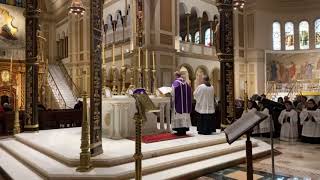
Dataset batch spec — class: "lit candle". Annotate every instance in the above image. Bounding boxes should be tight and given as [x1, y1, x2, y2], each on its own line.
[138, 47, 141, 68]
[112, 44, 115, 65]
[152, 51, 155, 70]
[145, 49, 148, 69]
[121, 46, 124, 66]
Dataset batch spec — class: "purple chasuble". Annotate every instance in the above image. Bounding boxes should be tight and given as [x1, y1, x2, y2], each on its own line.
[172, 78, 192, 114]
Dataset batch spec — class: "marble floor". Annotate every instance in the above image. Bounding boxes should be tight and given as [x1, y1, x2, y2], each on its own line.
[197, 137, 320, 180]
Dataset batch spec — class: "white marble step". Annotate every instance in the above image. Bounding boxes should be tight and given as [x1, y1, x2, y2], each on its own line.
[0, 138, 262, 180]
[142, 141, 271, 180]
[0, 148, 43, 180]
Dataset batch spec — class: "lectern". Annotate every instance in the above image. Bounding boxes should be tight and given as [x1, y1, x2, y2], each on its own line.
[224, 111, 268, 180]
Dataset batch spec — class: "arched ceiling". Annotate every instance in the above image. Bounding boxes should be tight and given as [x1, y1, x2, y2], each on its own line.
[247, 0, 320, 11]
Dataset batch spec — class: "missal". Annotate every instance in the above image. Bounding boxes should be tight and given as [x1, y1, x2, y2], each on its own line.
[224, 111, 268, 144]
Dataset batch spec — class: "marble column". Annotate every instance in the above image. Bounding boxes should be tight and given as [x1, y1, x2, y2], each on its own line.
[198, 17, 202, 44]
[209, 21, 213, 46]
[186, 13, 190, 42]
[112, 21, 117, 43]
[24, 0, 39, 131]
[89, 0, 103, 156]
[159, 103, 165, 131]
[217, 0, 235, 129]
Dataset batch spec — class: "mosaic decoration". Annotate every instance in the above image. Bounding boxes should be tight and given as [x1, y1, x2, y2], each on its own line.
[216, 0, 235, 128]
[90, 0, 103, 156]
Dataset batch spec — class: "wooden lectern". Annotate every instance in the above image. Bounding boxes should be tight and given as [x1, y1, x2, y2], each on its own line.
[224, 111, 268, 180]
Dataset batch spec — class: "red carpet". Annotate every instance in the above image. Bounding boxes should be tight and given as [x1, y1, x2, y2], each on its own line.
[130, 133, 192, 143]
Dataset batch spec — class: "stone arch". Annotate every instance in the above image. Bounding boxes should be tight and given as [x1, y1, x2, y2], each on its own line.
[179, 2, 188, 15]
[191, 6, 201, 18]
[194, 65, 209, 88]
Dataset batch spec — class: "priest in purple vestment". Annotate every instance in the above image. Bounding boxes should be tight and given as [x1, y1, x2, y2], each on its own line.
[171, 71, 192, 136]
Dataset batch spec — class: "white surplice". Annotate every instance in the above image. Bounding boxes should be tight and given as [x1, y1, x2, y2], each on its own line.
[193, 84, 215, 114]
[278, 109, 299, 142]
[259, 108, 273, 134]
[300, 109, 320, 138]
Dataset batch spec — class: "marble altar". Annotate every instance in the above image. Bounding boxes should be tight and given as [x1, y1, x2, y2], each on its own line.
[100, 95, 171, 139]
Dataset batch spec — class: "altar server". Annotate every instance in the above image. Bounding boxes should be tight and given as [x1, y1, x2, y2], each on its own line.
[258, 101, 273, 136]
[278, 101, 299, 142]
[300, 99, 320, 144]
[194, 75, 215, 135]
[171, 71, 192, 136]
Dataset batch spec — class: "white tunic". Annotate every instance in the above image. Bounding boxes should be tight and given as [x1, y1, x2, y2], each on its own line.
[193, 84, 215, 114]
[259, 108, 273, 134]
[300, 109, 320, 138]
[278, 109, 299, 142]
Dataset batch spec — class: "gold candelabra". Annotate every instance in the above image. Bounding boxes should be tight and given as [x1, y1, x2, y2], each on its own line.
[137, 67, 142, 88]
[76, 92, 92, 172]
[152, 68, 157, 95]
[13, 96, 20, 135]
[129, 66, 135, 89]
[121, 66, 126, 95]
[111, 65, 118, 95]
[133, 101, 143, 180]
[144, 68, 150, 94]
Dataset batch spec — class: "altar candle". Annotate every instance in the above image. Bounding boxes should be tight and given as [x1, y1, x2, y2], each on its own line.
[10, 54, 13, 81]
[152, 51, 155, 70]
[138, 47, 141, 68]
[145, 49, 148, 68]
[102, 43, 105, 64]
[112, 44, 115, 65]
[121, 46, 124, 66]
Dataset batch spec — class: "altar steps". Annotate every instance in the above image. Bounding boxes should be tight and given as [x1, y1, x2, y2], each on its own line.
[0, 138, 270, 180]
[0, 148, 43, 180]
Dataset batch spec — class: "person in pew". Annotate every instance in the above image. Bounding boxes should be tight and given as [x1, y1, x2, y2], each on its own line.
[2, 103, 12, 112]
[258, 101, 273, 137]
[300, 99, 320, 144]
[194, 75, 215, 135]
[171, 71, 192, 136]
[74, 100, 83, 110]
[278, 101, 299, 142]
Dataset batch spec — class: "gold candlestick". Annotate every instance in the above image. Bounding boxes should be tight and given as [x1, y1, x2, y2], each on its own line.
[144, 67, 150, 94]
[137, 67, 142, 88]
[129, 66, 135, 89]
[13, 95, 20, 135]
[152, 69, 157, 95]
[112, 65, 118, 95]
[76, 92, 92, 172]
[121, 66, 126, 95]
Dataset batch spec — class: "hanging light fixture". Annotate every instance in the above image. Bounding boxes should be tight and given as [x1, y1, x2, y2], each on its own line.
[68, 0, 85, 15]
[233, 0, 245, 10]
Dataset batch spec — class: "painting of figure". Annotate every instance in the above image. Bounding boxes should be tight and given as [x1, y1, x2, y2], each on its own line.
[266, 52, 320, 83]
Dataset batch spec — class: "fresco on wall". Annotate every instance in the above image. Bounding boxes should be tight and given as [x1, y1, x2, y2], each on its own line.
[266, 52, 320, 83]
[0, 4, 25, 49]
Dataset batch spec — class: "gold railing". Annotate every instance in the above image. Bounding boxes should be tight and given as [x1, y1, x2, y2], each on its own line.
[48, 70, 67, 109]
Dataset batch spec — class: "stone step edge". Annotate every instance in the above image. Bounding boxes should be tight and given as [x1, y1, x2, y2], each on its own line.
[142, 143, 271, 180]
[0, 148, 43, 180]
[14, 134, 229, 167]
[0, 139, 254, 180]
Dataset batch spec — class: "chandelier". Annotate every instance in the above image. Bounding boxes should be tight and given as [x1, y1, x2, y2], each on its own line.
[68, 0, 85, 15]
[233, 0, 245, 10]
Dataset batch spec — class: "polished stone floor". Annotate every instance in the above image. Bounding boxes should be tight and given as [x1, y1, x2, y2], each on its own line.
[197, 137, 320, 180]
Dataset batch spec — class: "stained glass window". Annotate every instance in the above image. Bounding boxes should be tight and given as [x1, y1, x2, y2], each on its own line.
[205, 28, 212, 46]
[272, 22, 281, 50]
[195, 31, 200, 44]
[184, 34, 192, 42]
[315, 19, 320, 48]
[299, 21, 309, 49]
[285, 22, 294, 50]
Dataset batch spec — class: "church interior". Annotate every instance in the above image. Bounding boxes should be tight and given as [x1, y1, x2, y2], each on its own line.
[0, 0, 320, 179]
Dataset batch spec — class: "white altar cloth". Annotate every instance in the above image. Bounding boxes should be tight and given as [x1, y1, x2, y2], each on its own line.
[100, 96, 171, 139]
